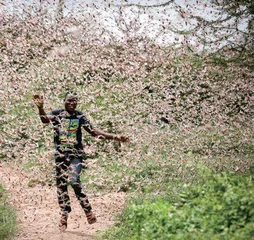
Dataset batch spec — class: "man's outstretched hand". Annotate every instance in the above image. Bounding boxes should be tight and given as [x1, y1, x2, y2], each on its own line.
[115, 135, 130, 143]
[33, 94, 44, 109]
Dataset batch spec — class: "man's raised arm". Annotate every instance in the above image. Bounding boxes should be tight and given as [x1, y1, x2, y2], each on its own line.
[33, 94, 53, 124]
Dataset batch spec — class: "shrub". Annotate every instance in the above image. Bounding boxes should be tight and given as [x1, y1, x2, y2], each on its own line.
[104, 170, 254, 240]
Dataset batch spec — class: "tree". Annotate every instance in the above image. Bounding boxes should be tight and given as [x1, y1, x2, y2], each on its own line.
[210, 0, 253, 51]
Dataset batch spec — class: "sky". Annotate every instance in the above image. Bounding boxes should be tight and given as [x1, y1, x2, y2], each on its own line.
[0, 0, 249, 51]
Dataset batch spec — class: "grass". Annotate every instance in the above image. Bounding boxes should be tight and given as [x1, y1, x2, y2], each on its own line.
[97, 123, 253, 239]
[0, 185, 17, 240]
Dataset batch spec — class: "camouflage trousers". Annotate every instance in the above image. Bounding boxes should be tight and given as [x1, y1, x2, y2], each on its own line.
[55, 156, 92, 215]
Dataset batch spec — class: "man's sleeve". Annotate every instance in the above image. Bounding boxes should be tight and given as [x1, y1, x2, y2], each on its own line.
[47, 110, 57, 123]
[81, 115, 93, 133]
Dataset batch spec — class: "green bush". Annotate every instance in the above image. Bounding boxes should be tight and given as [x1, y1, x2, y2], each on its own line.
[0, 185, 17, 240]
[104, 171, 254, 240]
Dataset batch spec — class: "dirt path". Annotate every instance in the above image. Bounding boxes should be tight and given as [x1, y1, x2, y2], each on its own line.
[0, 163, 126, 240]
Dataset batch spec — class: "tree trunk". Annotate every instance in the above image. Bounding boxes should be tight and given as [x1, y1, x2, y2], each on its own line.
[57, 0, 64, 21]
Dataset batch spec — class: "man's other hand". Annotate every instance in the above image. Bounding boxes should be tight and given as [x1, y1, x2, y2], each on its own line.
[115, 135, 130, 143]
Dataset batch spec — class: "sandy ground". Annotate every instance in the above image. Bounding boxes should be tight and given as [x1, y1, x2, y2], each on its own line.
[0, 163, 126, 240]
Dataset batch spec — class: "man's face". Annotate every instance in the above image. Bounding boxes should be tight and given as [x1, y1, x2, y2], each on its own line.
[65, 94, 78, 113]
